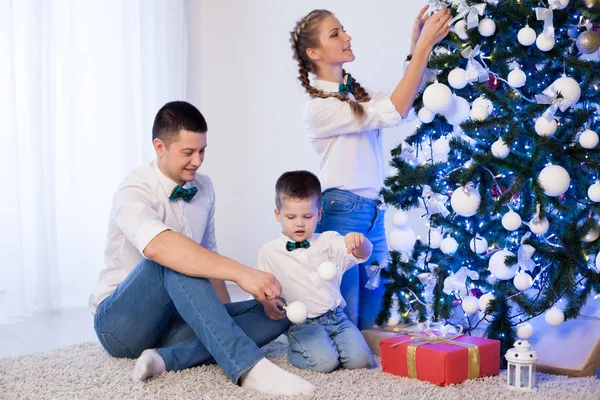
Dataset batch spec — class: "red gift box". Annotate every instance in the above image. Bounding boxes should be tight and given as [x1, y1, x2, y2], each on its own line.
[380, 333, 500, 386]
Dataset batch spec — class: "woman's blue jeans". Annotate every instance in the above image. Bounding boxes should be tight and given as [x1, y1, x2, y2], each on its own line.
[316, 188, 388, 331]
[93, 259, 290, 383]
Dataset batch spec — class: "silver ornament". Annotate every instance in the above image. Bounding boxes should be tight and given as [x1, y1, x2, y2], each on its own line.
[576, 30, 600, 54]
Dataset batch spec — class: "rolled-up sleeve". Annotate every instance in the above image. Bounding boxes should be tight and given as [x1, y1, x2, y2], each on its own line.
[200, 182, 218, 253]
[304, 92, 405, 139]
[327, 232, 370, 274]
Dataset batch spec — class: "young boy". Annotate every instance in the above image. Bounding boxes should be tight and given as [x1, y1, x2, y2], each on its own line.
[256, 170, 375, 373]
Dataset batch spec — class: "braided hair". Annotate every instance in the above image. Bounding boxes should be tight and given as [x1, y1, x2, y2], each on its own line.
[290, 10, 371, 120]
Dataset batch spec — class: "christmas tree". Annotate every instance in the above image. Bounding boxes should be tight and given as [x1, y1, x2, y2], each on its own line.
[377, 0, 600, 359]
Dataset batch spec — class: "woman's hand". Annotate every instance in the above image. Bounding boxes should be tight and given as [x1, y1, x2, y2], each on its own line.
[410, 5, 430, 54]
[415, 6, 452, 51]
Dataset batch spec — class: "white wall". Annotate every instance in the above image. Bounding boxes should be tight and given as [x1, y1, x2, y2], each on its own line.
[186, 0, 428, 269]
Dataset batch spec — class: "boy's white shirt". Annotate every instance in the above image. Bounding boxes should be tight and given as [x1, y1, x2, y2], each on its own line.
[257, 231, 370, 318]
[303, 77, 415, 200]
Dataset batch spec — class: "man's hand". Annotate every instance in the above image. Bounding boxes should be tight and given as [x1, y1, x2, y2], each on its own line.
[261, 298, 287, 320]
[236, 268, 282, 302]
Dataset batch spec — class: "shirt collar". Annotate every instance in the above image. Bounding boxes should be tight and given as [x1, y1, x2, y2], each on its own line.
[312, 74, 350, 94]
[151, 161, 192, 199]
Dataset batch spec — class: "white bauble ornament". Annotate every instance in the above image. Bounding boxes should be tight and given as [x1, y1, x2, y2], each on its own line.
[538, 165, 570, 197]
[530, 217, 550, 235]
[545, 307, 565, 327]
[535, 116, 558, 136]
[588, 182, 600, 202]
[513, 271, 533, 291]
[554, 0, 569, 10]
[536, 33, 555, 51]
[429, 229, 443, 249]
[317, 261, 337, 281]
[285, 301, 308, 324]
[444, 95, 471, 126]
[470, 105, 489, 121]
[470, 235, 489, 254]
[583, 225, 600, 242]
[448, 68, 468, 89]
[418, 107, 435, 124]
[392, 210, 410, 227]
[478, 18, 496, 37]
[454, 20, 469, 40]
[507, 69, 527, 88]
[433, 137, 451, 155]
[451, 186, 481, 217]
[491, 139, 510, 159]
[552, 76, 581, 104]
[472, 96, 494, 114]
[579, 129, 599, 149]
[488, 249, 518, 280]
[479, 292, 495, 312]
[516, 322, 534, 340]
[596, 252, 600, 272]
[518, 25, 537, 46]
[440, 237, 459, 255]
[388, 227, 416, 253]
[502, 210, 522, 231]
[461, 296, 479, 314]
[423, 82, 453, 113]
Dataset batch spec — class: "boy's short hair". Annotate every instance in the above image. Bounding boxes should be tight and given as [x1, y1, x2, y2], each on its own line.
[275, 170, 322, 210]
[152, 101, 208, 146]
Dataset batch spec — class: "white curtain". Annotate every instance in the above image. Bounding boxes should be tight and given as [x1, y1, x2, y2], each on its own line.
[0, 0, 187, 322]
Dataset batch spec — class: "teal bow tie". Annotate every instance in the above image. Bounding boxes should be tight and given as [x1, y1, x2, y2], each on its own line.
[338, 74, 355, 96]
[169, 185, 198, 202]
[286, 240, 310, 252]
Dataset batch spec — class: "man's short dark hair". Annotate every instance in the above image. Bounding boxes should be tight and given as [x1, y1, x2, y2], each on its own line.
[152, 101, 208, 146]
[275, 170, 322, 210]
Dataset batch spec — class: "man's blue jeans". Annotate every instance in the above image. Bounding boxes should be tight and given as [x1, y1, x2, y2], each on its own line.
[316, 188, 388, 331]
[93, 259, 290, 383]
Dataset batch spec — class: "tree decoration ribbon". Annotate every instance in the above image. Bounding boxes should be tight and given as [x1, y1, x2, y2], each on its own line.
[399, 142, 419, 165]
[443, 266, 479, 295]
[535, 81, 576, 118]
[518, 232, 537, 272]
[536, 6, 556, 38]
[450, 1, 486, 29]
[421, 185, 450, 217]
[425, 0, 445, 17]
[461, 45, 489, 83]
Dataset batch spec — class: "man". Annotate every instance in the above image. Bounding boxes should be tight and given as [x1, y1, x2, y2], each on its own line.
[89, 101, 315, 396]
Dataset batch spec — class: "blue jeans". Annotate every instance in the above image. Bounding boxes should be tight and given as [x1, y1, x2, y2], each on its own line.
[287, 308, 374, 373]
[316, 188, 388, 330]
[93, 259, 290, 383]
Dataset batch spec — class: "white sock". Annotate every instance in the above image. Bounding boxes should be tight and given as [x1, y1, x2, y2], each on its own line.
[131, 349, 166, 382]
[240, 358, 316, 396]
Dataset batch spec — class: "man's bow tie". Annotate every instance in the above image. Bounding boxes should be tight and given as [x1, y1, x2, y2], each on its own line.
[286, 240, 310, 252]
[169, 185, 198, 202]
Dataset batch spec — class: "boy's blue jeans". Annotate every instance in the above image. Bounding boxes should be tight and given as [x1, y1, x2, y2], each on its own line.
[316, 188, 388, 330]
[93, 259, 290, 383]
[287, 308, 374, 373]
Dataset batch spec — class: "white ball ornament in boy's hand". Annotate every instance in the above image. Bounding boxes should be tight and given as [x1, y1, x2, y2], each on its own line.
[516, 322, 534, 340]
[451, 186, 481, 217]
[392, 210, 410, 227]
[284, 301, 308, 324]
[545, 307, 565, 327]
[470, 235, 488, 254]
[470, 105, 489, 121]
[448, 68, 468, 89]
[478, 18, 496, 37]
[444, 95, 470, 126]
[388, 227, 416, 253]
[317, 261, 337, 282]
[461, 296, 479, 314]
[502, 210, 522, 231]
[579, 129, 599, 149]
[588, 182, 600, 202]
[440, 237, 459, 255]
[529, 217, 550, 235]
[429, 229, 443, 249]
[538, 165, 570, 197]
[513, 271, 533, 291]
[518, 25, 537, 46]
[479, 292, 495, 312]
[418, 107, 435, 124]
[423, 82, 453, 113]
[536, 33, 555, 52]
[488, 249, 518, 280]
[535, 116, 558, 137]
[491, 139, 510, 159]
[454, 19, 469, 40]
[552, 76, 581, 104]
[507, 69, 527, 88]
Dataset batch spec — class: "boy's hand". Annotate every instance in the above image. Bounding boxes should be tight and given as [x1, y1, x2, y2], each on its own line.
[260, 298, 287, 320]
[345, 232, 365, 254]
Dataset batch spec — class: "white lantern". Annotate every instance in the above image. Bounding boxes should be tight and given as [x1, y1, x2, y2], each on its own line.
[491, 139, 510, 158]
[423, 82, 454, 113]
[478, 18, 496, 37]
[538, 165, 570, 197]
[448, 67, 468, 89]
[507, 69, 527, 88]
[451, 185, 481, 217]
[517, 25, 537, 46]
[317, 261, 337, 281]
[388, 227, 416, 253]
[579, 129, 599, 149]
[536, 33, 555, 52]
[470, 235, 489, 254]
[284, 301, 308, 324]
[505, 340, 538, 391]
[418, 107, 435, 123]
[454, 20, 469, 40]
[535, 116, 558, 137]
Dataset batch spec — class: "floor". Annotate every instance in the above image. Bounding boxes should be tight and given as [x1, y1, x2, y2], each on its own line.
[0, 283, 252, 358]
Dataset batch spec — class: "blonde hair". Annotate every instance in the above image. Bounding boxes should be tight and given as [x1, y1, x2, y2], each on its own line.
[290, 9, 371, 119]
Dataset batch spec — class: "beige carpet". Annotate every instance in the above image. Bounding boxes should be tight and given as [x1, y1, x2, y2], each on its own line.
[1, 340, 599, 400]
